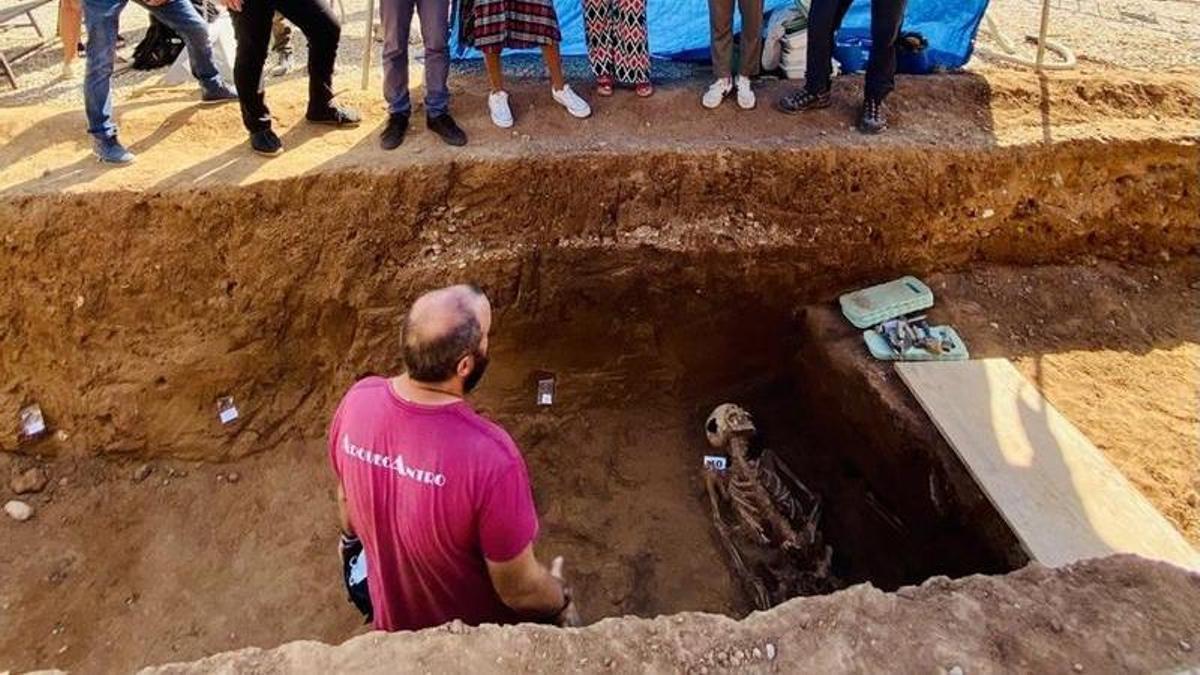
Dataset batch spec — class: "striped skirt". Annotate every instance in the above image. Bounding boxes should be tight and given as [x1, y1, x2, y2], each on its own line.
[461, 0, 562, 50]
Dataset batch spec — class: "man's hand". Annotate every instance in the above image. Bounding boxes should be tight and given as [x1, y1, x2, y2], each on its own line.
[221, 0, 244, 11]
[549, 556, 582, 627]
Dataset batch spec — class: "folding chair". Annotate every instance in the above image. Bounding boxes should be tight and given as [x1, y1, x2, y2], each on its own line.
[0, 0, 56, 89]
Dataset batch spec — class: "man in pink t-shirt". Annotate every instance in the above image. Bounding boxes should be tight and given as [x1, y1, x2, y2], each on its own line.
[328, 284, 579, 631]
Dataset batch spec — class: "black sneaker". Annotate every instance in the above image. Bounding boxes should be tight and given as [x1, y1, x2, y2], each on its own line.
[427, 113, 467, 147]
[307, 105, 362, 128]
[250, 129, 283, 157]
[776, 88, 831, 114]
[380, 113, 409, 151]
[857, 98, 887, 134]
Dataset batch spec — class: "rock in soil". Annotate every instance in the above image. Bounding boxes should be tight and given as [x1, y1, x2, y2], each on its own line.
[10, 467, 48, 494]
[4, 500, 34, 521]
[132, 464, 152, 482]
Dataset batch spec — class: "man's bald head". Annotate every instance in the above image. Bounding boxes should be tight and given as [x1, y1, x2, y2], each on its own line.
[401, 285, 491, 385]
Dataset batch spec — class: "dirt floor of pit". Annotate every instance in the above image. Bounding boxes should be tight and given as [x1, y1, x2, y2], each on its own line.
[2, 259, 1197, 673]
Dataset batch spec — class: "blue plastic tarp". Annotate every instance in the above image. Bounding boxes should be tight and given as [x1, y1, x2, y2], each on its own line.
[449, 0, 793, 59]
[838, 0, 989, 71]
[450, 0, 989, 72]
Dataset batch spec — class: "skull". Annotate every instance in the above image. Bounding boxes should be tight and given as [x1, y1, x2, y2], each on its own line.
[705, 403, 756, 449]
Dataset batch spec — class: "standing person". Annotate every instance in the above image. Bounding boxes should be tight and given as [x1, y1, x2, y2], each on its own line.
[776, 0, 907, 133]
[224, 0, 361, 157]
[269, 14, 294, 76]
[83, 0, 238, 164]
[328, 285, 581, 630]
[59, 0, 82, 78]
[378, 0, 467, 150]
[460, 0, 591, 128]
[702, 0, 761, 110]
[583, 0, 652, 97]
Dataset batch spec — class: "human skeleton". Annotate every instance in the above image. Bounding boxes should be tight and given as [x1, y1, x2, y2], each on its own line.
[703, 403, 836, 609]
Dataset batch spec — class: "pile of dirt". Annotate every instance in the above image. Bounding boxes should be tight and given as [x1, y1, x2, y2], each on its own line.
[145, 555, 1200, 674]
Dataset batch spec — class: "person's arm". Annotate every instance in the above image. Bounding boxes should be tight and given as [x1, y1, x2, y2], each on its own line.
[486, 545, 577, 624]
[336, 482, 356, 536]
[486, 544, 563, 615]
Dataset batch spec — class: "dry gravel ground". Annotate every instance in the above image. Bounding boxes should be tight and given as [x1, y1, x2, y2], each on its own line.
[1, 0, 1198, 109]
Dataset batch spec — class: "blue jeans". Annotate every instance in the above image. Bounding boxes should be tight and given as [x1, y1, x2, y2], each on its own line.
[381, 0, 450, 117]
[84, 0, 224, 139]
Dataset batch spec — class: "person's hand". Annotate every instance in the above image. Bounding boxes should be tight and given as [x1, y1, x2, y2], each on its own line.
[143, 0, 169, 6]
[221, 0, 244, 11]
[549, 556, 582, 627]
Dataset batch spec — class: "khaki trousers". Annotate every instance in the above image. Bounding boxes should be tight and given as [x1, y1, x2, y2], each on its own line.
[708, 0, 762, 78]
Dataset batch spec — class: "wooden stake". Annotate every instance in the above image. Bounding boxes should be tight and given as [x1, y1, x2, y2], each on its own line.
[361, 0, 375, 90]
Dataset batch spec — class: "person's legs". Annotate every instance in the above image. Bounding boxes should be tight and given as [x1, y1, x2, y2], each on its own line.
[541, 42, 566, 91]
[707, 0, 734, 80]
[583, 0, 613, 81]
[613, 0, 649, 85]
[59, 0, 83, 72]
[380, 0, 415, 115]
[802, 0, 852, 94]
[141, 0, 223, 92]
[276, 0, 341, 116]
[82, 0, 126, 139]
[230, 0, 276, 132]
[483, 47, 504, 91]
[735, 0, 762, 78]
[415, 0, 450, 116]
[863, 0, 907, 102]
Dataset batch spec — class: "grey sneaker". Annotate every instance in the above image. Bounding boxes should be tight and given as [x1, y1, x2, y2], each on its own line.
[94, 136, 135, 164]
[270, 52, 294, 77]
[201, 81, 239, 105]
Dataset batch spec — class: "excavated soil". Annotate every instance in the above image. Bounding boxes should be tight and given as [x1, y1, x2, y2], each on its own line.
[1, 68, 1198, 674]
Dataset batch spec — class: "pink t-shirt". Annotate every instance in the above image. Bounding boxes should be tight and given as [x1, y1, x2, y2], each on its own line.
[328, 376, 539, 631]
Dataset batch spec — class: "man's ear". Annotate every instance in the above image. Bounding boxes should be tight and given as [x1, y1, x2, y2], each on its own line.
[456, 354, 474, 379]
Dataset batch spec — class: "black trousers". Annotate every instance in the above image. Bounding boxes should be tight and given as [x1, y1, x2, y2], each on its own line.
[230, 0, 340, 133]
[804, 0, 907, 101]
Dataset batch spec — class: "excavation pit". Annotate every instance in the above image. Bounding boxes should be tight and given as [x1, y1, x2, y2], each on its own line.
[1, 135, 1197, 672]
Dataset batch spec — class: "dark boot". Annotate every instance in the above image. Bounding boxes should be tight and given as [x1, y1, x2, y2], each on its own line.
[427, 113, 467, 147]
[249, 128, 284, 156]
[380, 113, 410, 151]
[776, 88, 831, 114]
[857, 98, 888, 134]
[307, 104, 362, 127]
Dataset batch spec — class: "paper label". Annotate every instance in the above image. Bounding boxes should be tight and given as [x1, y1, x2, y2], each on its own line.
[703, 455, 728, 472]
[219, 407, 239, 424]
[536, 377, 555, 406]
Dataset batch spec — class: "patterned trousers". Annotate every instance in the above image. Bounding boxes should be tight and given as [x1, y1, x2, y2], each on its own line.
[583, 0, 650, 84]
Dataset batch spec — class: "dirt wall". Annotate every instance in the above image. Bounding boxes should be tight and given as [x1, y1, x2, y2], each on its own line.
[142, 555, 1200, 675]
[1, 140, 1197, 459]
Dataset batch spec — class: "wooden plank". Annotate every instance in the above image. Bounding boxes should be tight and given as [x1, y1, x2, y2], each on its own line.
[896, 358, 1200, 571]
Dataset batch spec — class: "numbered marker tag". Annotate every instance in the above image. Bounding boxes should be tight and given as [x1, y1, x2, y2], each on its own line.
[703, 455, 728, 472]
[536, 377, 555, 406]
[19, 404, 47, 440]
[216, 396, 239, 425]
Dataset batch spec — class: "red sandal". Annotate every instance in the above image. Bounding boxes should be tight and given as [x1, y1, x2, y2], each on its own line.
[596, 75, 614, 97]
[635, 81, 654, 98]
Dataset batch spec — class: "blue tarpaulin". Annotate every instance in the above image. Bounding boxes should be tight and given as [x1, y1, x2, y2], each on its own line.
[839, 0, 989, 71]
[450, 0, 988, 73]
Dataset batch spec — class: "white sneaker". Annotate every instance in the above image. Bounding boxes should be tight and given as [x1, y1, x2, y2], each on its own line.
[488, 90, 514, 128]
[552, 84, 592, 119]
[735, 75, 756, 110]
[702, 78, 733, 109]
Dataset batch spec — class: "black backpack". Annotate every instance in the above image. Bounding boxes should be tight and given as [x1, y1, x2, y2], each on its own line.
[130, 0, 218, 70]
